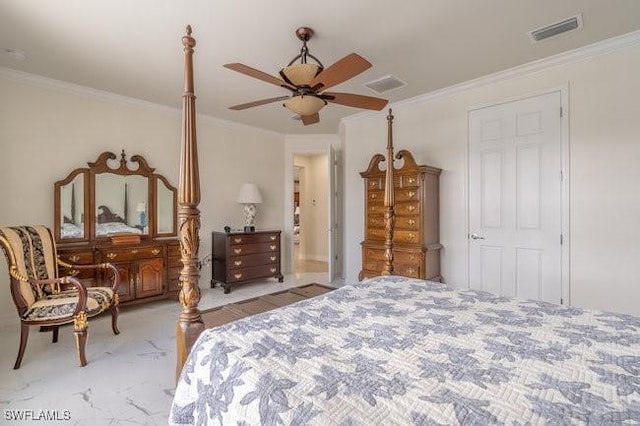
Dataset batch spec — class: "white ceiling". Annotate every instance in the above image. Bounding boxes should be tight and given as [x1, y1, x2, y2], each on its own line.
[2, 0, 640, 135]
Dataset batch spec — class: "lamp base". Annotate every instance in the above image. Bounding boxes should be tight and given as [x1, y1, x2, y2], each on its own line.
[244, 225, 255, 233]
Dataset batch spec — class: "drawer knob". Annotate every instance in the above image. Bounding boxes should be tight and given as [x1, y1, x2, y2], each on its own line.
[407, 205, 416, 212]
[270, 245, 276, 251]
[407, 177, 416, 184]
[370, 181, 377, 188]
[234, 248, 242, 254]
[69, 269, 80, 277]
[407, 267, 416, 275]
[270, 235, 276, 241]
[151, 248, 161, 255]
[370, 193, 377, 199]
[233, 260, 242, 266]
[69, 255, 80, 262]
[408, 219, 416, 226]
[234, 237, 242, 243]
[234, 273, 242, 279]
[407, 190, 416, 198]
[408, 233, 416, 240]
[270, 268, 276, 273]
[409, 255, 415, 261]
[270, 256, 276, 262]
[131, 249, 138, 254]
[106, 252, 117, 260]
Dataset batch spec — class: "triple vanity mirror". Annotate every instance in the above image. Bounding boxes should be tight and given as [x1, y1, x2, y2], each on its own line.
[54, 150, 177, 242]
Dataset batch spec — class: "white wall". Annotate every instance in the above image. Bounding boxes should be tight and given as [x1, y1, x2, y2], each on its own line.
[0, 73, 284, 320]
[343, 42, 640, 315]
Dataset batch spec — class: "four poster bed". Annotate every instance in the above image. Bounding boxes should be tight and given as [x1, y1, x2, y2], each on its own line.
[172, 28, 640, 425]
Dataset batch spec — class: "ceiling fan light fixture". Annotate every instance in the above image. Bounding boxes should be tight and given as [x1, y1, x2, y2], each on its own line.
[284, 95, 326, 116]
[281, 63, 321, 86]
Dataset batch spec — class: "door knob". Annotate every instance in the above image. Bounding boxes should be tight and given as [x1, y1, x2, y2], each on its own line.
[470, 233, 485, 240]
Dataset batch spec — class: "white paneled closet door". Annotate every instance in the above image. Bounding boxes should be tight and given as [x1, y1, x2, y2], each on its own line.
[468, 91, 562, 303]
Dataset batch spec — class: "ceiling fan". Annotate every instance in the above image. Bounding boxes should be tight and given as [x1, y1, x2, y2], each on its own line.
[224, 27, 388, 125]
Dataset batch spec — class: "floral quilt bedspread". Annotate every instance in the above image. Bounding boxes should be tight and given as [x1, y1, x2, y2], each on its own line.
[170, 276, 640, 425]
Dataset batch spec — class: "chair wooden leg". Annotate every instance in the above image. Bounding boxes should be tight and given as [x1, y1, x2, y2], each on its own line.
[74, 328, 88, 367]
[73, 312, 88, 367]
[52, 326, 59, 343]
[111, 304, 120, 335]
[14, 324, 30, 369]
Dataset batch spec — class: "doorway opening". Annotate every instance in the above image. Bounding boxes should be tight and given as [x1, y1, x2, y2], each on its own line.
[293, 155, 329, 274]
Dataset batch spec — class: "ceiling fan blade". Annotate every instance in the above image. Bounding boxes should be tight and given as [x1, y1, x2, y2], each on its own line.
[309, 53, 372, 91]
[229, 96, 290, 110]
[301, 113, 320, 126]
[224, 63, 295, 91]
[323, 92, 388, 110]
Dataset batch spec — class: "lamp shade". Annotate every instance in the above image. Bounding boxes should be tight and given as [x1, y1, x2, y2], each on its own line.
[284, 95, 326, 116]
[281, 63, 320, 86]
[236, 183, 263, 204]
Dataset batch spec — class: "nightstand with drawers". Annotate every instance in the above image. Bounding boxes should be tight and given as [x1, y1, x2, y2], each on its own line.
[211, 230, 283, 294]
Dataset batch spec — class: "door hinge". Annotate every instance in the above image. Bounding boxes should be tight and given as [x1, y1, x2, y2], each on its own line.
[560, 170, 563, 181]
[560, 297, 564, 305]
[560, 234, 563, 245]
[560, 107, 563, 117]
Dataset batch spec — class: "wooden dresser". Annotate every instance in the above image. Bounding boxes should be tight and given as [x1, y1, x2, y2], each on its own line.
[57, 239, 181, 303]
[53, 151, 182, 305]
[359, 150, 442, 281]
[211, 230, 284, 294]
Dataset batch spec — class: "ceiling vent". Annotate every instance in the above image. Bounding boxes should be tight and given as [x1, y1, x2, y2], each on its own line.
[364, 75, 407, 94]
[528, 14, 583, 43]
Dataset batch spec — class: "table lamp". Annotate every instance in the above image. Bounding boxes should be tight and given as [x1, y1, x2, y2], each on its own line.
[136, 202, 147, 228]
[236, 183, 263, 232]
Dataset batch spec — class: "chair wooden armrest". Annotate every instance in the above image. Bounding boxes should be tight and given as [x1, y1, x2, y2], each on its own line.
[27, 276, 88, 318]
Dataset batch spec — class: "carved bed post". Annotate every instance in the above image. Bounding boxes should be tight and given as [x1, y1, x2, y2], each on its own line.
[382, 109, 395, 275]
[176, 25, 204, 380]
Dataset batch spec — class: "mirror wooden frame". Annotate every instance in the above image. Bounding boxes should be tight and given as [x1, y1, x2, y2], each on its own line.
[54, 150, 177, 243]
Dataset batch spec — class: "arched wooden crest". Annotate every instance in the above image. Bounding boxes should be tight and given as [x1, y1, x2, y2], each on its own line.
[175, 25, 204, 380]
[88, 150, 155, 176]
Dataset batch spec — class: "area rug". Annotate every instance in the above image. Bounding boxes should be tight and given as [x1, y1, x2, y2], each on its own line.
[201, 283, 335, 329]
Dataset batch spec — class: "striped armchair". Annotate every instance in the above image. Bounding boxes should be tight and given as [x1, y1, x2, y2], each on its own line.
[0, 225, 120, 369]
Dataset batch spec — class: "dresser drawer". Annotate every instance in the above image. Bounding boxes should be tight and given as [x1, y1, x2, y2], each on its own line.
[395, 263, 421, 278]
[395, 216, 420, 230]
[99, 246, 164, 262]
[228, 253, 278, 270]
[167, 242, 181, 257]
[229, 233, 279, 245]
[58, 250, 94, 265]
[395, 201, 420, 216]
[229, 242, 279, 256]
[398, 174, 420, 188]
[59, 265, 96, 280]
[228, 264, 280, 283]
[395, 187, 420, 202]
[365, 228, 421, 244]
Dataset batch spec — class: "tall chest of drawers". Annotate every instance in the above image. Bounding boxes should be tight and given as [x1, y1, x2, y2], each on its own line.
[358, 150, 442, 281]
[211, 230, 284, 294]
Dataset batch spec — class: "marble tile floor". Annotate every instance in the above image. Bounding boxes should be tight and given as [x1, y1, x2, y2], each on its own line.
[0, 272, 344, 425]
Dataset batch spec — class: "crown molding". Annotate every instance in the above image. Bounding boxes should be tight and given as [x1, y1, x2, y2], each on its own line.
[342, 29, 640, 124]
[0, 66, 284, 138]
